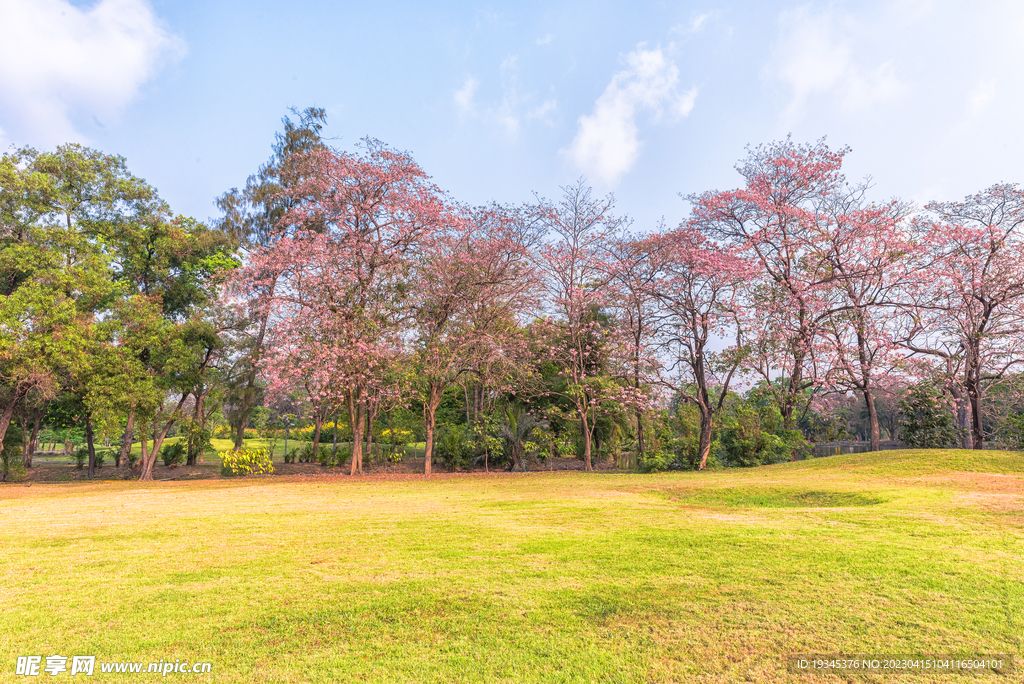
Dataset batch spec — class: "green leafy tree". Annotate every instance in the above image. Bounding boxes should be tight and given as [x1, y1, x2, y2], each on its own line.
[898, 383, 961, 449]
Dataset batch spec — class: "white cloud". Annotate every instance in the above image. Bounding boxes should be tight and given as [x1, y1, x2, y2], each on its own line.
[671, 12, 712, 36]
[967, 79, 996, 115]
[528, 99, 557, 121]
[453, 57, 558, 137]
[536, 33, 554, 45]
[770, 7, 902, 116]
[454, 76, 479, 115]
[0, 0, 185, 147]
[565, 46, 696, 186]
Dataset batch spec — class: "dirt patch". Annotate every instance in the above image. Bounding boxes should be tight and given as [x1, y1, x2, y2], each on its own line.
[899, 471, 1024, 495]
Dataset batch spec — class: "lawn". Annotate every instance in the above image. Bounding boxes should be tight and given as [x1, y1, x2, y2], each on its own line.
[0, 449, 1020, 682]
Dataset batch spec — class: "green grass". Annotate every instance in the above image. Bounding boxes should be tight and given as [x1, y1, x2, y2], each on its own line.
[1, 449, 1021, 682]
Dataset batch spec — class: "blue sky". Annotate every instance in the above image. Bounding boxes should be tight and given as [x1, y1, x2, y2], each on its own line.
[2, 0, 1022, 231]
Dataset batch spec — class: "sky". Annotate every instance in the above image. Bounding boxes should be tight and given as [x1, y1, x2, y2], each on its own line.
[1, 0, 1023, 232]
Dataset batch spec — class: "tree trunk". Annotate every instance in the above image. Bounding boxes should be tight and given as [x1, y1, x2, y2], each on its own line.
[422, 383, 443, 477]
[233, 408, 248, 451]
[968, 384, 984, 450]
[365, 410, 374, 462]
[0, 385, 28, 464]
[578, 406, 593, 472]
[949, 385, 972, 449]
[347, 388, 366, 476]
[697, 408, 713, 470]
[139, 433, 152, 480]
[187, 394, 204, 466]
[332, 412, 338, 454]
[25, 408, 41, 469]
[138, 394, 190, 480]
[863, 388, 881, 452]
[311, 411, 323, 457]
[119, 410, 135, 468]
[139, 417, 156, 481]
[635, 408, 644, 460]
[85, 414, 97, 479]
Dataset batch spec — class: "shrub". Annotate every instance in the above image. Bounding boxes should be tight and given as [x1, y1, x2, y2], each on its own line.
[160, 442, 185, 467]
[4, 460, 27, 482]
[284, 448, 298, 464]
[317, 444, 347, 467]
[220, 448, 274, 476]
[73, 447, 88, 469]
[94, 449, 107, 469]
[2, 445, 26, 482]
[126, 452, 139, 469]
[638, 450, 672, 473]
[436, 425, 473, 470]
[898, 383, 961, 448]
[718, 404, 801, 467]
[382, 444, 405, 464]
[297, 442, 318, 463]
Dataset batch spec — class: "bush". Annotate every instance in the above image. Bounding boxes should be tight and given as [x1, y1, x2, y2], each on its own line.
[94, 449, 107, 469]
[2, 445, 26, 482]
[436, 425, 473, 470]
[126, 452, 139, 469]
[73, 447, 88, 469]
[898, 383, 961, 448]
[220, 448, 274, 476]
[284, 448, 298, 464]
[4, 460, 27, 482]
[317, 444, 349, 467]
[718, 404, 803, 467]
[638, 450, 672, 473]
[160, 442, 185, 467]
[213, 425, 260, 440]
[382, 443, 405, 464]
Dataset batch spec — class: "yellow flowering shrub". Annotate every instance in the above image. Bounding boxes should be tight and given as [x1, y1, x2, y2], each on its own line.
[220, 448, 274, 476]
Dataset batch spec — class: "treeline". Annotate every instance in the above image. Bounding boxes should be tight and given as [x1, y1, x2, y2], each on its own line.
[3, 109, 1024, 480]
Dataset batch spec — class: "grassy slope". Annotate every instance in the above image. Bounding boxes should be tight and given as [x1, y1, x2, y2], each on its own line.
[0, 450, 1021, 683]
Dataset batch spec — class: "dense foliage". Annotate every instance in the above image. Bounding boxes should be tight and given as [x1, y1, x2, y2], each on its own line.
[5, 112, 1024, 480]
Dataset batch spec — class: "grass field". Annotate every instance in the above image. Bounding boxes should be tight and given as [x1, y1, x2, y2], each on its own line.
[1, 449, 1021, 682]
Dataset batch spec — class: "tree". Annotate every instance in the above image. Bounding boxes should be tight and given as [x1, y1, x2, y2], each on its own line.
[216, 107, 328, 450]
[642, 226, 751, 469]
[533, 179, 640, 471]
[243, 138, 453, 474]
[898, 184, 1024, 449]
[691, 138, 853, 429]
[411, 205, 539, 475]
[603, 230, 665, 461]
[0, 144, 158, 472]
[815, 195, 911, 451]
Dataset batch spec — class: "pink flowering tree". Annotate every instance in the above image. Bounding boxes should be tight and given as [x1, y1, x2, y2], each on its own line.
[690, 138, 893, 433]
[601, 229, 669, 460]
[814, 198, 913, 451]
[410, 205, 540, 474]
[533, 180, 645, 471]
[641, 226, 753, 469]
[897, 184, 1024, 449]
[240, 139, 453, 474]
